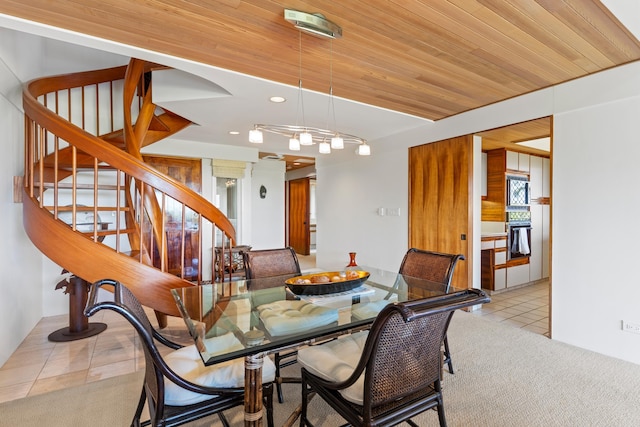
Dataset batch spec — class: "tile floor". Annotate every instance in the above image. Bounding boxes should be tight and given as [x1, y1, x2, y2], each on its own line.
[469, 280, 550, 337]
[0, 266, 549, 404]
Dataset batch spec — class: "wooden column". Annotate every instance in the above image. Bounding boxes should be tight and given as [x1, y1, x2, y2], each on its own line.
[244, 352, 264, 426]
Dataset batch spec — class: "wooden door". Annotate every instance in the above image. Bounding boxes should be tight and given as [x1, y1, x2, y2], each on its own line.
[288, 178, 310, 255]
[409, 136, 473, 289]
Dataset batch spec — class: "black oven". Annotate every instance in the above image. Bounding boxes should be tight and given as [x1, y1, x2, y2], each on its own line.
[508, 223, 532, 260]
[506, 211, 532, 260]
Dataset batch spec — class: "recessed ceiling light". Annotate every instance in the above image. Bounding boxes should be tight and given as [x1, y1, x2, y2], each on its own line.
[269, 96, 286, 103]
[228, 131, 240, 135]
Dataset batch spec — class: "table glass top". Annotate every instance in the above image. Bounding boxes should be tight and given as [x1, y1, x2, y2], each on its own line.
[171, 266, 468, 366]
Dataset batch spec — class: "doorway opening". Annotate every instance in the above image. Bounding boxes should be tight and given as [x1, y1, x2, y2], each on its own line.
[215, 177, 240, 242]
[477, 116, 552, 337]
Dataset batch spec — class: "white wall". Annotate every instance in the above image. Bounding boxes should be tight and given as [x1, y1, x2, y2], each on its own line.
[0, 32, 45, 366]
[249, 159, 286, 250]
[553, 94, 640, 362]
[315, 61, 640, 364]
[315, 148, 408, 272]
[0, 27, 130, 365]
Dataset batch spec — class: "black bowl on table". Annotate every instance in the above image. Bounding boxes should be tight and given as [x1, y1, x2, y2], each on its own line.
[285, 271, 370, 295]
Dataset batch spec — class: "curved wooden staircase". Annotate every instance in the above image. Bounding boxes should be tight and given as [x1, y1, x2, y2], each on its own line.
[22, 59, 236, 318]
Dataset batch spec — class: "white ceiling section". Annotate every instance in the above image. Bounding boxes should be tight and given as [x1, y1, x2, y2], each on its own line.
[515, 137, 551, 152]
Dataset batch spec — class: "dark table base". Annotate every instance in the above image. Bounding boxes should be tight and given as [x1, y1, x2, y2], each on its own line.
[48, 274, 107, 342]
[48, 322, 107, 342]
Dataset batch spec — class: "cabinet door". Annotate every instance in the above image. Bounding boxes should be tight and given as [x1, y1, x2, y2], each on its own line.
[529, 155, 543, 200]
[542, 157, 551, 198]
[529, 205, 543, 281]
[481, 152, 487, 197]
[518, 153, 530, 172]
[494, 267, 507, 290]
[506, 151, 519, 170]
[507, 264, 530, 287]
[481, 239, 495, 250]
[506, 151, 530, 172]
[542, 204, 550, 278]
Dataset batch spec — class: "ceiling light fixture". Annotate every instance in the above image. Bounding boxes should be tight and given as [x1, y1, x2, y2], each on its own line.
[357, 142, 371, 156]
[284, 9, 342, 39]
[249, 125, 263, 143]
[250, 10, 370, 156]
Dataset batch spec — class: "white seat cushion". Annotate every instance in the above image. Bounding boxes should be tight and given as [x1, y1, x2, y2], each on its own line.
[257, 300, 339, 337]
[164, 332, 276, 406]
[297, 330, 369, 405]
[350, 300, 392, 321]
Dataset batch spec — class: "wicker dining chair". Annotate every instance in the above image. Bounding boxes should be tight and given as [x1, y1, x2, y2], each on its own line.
[84, 279, 275, 427]
[398, 248, 465, 374]
[242, 247, 303, 403]
[298, 289, 488, 427]
[243, 247, 302, 287]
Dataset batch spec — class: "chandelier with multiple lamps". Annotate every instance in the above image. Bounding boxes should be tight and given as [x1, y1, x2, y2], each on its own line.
[249, 9, 371, 156]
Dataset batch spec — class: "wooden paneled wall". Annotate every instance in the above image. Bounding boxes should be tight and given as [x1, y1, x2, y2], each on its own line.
[482, 149, 507, 222]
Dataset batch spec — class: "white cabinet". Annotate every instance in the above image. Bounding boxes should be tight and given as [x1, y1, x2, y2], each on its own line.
[481, 240, 495, 250]
[526, 203, 550, 283]
[518, 153, 530, 172]
[507, 264, 530, 287]
[506, 151, 519, 170]
[542, 204, 550, 277]
[526, 154, 550, 282]
[530, 155, 550, 200]
[506, 151, 530, 172]
[529, 155, 543, 200]
[529, 204, 543, 281]
[542, 157, 550, 198]
[494, 267, 506, 291]
[481, 152, 487, 197]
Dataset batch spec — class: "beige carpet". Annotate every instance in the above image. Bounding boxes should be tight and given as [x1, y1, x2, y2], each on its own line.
[3, 312, 640, 426]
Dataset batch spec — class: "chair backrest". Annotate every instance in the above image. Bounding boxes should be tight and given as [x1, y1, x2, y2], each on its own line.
[398, 248, 465, 290]
[243, 247, 301, 284]
[358, 290, 486, 413]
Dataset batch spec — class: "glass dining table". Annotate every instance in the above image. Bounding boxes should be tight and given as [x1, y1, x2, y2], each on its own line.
[171, 266, 489, 426]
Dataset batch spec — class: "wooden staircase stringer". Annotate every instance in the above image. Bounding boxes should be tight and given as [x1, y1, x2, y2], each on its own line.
[23, 192, 189, 318]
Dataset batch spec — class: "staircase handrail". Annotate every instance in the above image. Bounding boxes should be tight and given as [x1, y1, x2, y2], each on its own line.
[22, 64, 239, 317]
[23, 67, 236, 243]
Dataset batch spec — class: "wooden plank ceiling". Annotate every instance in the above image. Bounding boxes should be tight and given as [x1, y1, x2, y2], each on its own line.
[2, 0, 639, 125]
[479, 116, 552, 156]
